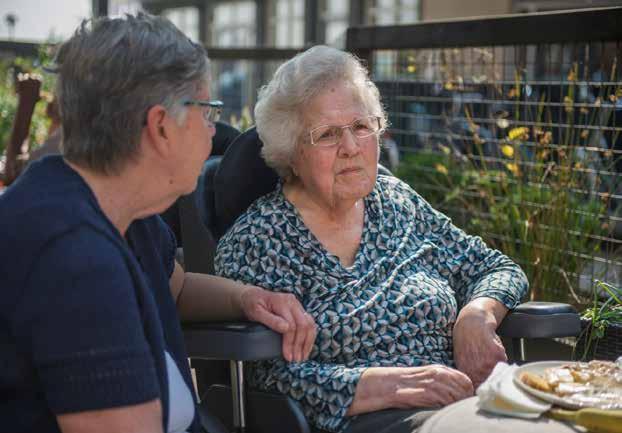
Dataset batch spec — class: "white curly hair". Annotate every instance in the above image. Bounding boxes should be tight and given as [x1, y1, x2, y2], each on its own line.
[254, 45, 387, 179]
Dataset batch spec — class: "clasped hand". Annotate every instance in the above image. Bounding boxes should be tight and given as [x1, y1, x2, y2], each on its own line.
[240, 286, 317, 362]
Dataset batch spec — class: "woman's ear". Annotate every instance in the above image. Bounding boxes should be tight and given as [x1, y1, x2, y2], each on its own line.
[144, 105, 172, 157]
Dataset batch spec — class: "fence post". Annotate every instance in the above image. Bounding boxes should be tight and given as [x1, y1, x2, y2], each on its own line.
[345, 27, 373, 73]
[92, 0, 108, 17]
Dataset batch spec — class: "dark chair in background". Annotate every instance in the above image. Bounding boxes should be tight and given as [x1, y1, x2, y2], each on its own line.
[179, 127, 581, 433]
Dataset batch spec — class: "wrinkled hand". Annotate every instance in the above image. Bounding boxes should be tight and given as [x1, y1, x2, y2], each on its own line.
[391, 365, 474, 408]
[453, 306, 507, 389]
[349, 365, 474, 415]
[239, 286, 316, 362]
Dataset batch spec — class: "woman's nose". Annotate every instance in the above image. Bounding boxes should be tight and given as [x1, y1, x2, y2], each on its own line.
[337, 128, 360, 156]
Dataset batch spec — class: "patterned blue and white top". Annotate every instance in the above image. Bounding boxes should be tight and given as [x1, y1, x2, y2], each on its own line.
[215, 175, 528, 433]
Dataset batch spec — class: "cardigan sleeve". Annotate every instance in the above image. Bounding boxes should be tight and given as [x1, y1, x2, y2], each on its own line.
[397, 180, 529, 309]
[12, 226, 160, 414]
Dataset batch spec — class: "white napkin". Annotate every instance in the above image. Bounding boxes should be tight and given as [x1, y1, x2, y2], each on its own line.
[476, 362, 552, 419]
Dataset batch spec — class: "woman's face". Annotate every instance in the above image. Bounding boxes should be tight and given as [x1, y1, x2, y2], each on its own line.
[291, 81, 379, 208]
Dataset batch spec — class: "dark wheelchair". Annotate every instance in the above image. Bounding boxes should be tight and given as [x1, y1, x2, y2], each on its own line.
[175, 127, 581, 433]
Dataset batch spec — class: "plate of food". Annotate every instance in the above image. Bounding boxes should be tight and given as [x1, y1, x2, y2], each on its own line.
[513, 360, 622, 410]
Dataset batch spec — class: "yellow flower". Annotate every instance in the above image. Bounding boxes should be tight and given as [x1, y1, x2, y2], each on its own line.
[508, 127, 529, 141]
[407, 65, 417, 73]
[444, 82, 454, 91]
[501, 145, 514, 158]
[439, 144, 451, 155]
[506, 163, 519, 176]
[435, 163, 449, 176]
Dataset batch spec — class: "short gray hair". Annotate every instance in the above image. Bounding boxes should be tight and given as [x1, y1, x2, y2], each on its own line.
[54, 13, 209, 175]
[254, 45, 387, 179]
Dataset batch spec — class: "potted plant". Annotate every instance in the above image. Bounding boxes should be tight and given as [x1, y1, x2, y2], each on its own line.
[575, 280, 622, 361]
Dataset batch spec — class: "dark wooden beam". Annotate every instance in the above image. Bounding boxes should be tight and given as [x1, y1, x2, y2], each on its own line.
[304, 0, 319, 45]
[349, 0, 365, 27]
[346, 6, 622, 51]
[205, 47, 302, 60]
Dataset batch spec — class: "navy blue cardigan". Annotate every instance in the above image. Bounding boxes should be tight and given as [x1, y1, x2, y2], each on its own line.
[0, 156, 196, 432]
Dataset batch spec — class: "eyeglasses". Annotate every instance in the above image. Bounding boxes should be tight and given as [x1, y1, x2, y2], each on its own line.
[182, 99, 223, 124]
[309, 115, 384, 148]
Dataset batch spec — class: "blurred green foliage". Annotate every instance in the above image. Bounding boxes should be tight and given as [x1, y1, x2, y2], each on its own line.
[397, 144, 610, 304]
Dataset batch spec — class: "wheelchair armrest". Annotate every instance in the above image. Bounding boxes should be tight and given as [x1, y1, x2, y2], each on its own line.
[497, 301, 581, 339]
[183, 321, 282, 361]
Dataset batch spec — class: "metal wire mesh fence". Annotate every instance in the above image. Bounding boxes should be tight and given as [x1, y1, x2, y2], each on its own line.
[349, 9, 622, 303]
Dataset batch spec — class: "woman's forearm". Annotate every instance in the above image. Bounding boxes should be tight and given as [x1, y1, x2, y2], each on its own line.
[176, 272, 248, 322]
[457, 297, 508, 329]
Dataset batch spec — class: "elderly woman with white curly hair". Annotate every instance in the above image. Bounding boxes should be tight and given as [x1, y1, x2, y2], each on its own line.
[215, 45, 528, 433]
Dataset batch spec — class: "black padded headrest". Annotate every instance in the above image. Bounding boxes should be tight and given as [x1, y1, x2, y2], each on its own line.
[212, 121, 241, 156]
[213, 127, 279, 238]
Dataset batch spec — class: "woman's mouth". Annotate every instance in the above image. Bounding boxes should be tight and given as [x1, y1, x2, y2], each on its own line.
[338, 167, 362, 175]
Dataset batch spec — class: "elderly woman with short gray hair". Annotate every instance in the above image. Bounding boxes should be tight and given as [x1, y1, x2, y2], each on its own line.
[215, 45, 528, 433]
